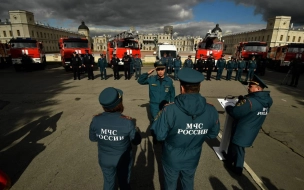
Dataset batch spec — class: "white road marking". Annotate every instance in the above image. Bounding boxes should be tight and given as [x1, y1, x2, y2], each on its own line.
[218, 132, 268, 190]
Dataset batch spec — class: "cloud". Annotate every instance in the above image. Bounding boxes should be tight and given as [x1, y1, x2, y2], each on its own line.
[230, 0, 304, 24]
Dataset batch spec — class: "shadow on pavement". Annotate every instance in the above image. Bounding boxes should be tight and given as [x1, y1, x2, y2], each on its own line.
[0, 112, 62, 185]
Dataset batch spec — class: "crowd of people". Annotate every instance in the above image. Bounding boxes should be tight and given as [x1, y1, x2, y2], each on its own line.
[89, 52, 274, 189]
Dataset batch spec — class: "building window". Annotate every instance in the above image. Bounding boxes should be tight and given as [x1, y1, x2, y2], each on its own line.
[255, 37, 257, 41]
[262, 36, 264, 41]
[280, 35, 283, 41]
[3, 31, 6, 37]
[32, 31, 34, 37]
[287, 36, 290, 41]
[44, 33, 46, 38]
[298, 37, 301, 42]
[9, 31, 12, 37]
[40, 32, 42, 38]
[267, 35, 269, 41]
[37, 32, 39, 37]
[17, 30, 20, 36]
[292, 36, 295, 42]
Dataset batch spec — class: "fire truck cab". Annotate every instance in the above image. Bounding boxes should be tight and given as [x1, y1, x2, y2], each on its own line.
[235, 41, 267, 61]
[58, 37, 91, 71]
[106, 30, 141, 69]
[195, 30, 225, 67]
[268, 43, 304, 72]
[9, 38, 46, 71]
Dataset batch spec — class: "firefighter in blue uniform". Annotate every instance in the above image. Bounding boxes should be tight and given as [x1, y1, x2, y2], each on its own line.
[97, 54, 107, 80]
[245, 56, 257, 81]
[195, 54, 205, 73]
[70, 52, 82, 80]
[235, 56, 246, 81]
[151, 68, 220, 190]
[183, 55, 193, 68]
[111, 54, 120, 80]
[216, 54, 226, 80]
[89, 87, 142, 190]
[225, 57, 235, 81]
[160, 53, 169, 74]
[224, 75, 273, 175]
[138, 61, 175, 121]
[133, 54, 143, 80]
[173, 55, 182, 80]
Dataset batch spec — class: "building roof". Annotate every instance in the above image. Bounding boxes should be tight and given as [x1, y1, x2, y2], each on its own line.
[78, 21, 89, 30]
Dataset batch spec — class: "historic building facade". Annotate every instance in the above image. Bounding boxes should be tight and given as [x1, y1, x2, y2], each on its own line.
[222, 16, 304, 55]
[0, 10, 87, 53]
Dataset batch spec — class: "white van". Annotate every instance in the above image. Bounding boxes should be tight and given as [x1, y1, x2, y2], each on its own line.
[155, 43, 178, 60]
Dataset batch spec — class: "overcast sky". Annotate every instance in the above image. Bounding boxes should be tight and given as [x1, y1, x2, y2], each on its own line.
[1, 0, 303, 37]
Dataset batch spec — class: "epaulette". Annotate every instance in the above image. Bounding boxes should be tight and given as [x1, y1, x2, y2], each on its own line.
[121, 115, 133, 120]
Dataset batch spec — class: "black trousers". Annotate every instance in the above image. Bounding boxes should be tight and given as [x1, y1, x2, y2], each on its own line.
[290, 73, 301, 86]
[86, 65, 94, 79]
[113, 66, 119, 79]
[73, 67, 80, 79]
[206, 67, 213, 80]
[124, 65, 130, 79]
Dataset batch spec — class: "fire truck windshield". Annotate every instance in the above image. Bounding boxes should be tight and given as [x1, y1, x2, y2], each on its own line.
[198, 42, 222, 50]
[287, 47, 304, 53]
[64, 42, 88, 48]
[11, 42, 36, 48]
[117, 40, 139, 49]
[244, 45, 267, 52]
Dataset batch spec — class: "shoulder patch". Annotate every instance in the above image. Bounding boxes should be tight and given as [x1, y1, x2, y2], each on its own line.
[121, 115, 133, 120]
[236, 99, 246, 106]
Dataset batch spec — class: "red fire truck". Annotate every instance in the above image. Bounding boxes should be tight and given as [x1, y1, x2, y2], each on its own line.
[0, 43, 11, 69]
[58, 37, 91, 71]
[106, 30, 141, 69]
[195, 31, 225, 66]
[268, 43, 304, 72]
[235, 41, 268, 60]
[9, 38, 46, 71]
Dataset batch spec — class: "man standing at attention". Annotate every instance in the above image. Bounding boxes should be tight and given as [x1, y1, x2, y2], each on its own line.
[97, 54, 107, 80]
[224, 75, 273, 175]
[216, 54, 226, 80]
[245, 56, 257, 81]
[138, 61, 175, 122]
[151, 68, 220, 189]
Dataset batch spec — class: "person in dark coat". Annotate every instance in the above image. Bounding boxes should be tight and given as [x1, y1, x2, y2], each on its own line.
[245, 56, 257, 81]
[89, 87, 141, 190]
[224, 75, 273, 175]
[289, 57, 304, 87]
[151, 68, 220, 189]
[111, 54, 120, 80]
[123, 52, 131, 80]
[133, 54, 143, 80]
[70, 52, 82, 80]
[97, 54, 108, 80]
[167, 53, 174, 75]
[225, 57, 235, 81]
[83, 50, 95, 80]
[216, 54, 226, 80]
[205, 54, 215, 80]
[195, 54, 205, 73]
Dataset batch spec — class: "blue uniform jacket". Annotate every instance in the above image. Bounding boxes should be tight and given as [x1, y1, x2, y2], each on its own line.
[167, 57, 174, 67]
[173, 59, 182, 68]
[217, 58, 226, 69]
[237, 60, 246, 69]
[134, 58, 143, 68]
[226, 60, 235, 70]
[97, 58, 107, 69]
[160, 57, 168, 66]
[89, 112, 138, 167]
[226, 91, 273, 147]
[248, 60, 257, 70]
[183, 59, 194, 68]
[151, 93, 220, 170]
[138, 73, 175, 104]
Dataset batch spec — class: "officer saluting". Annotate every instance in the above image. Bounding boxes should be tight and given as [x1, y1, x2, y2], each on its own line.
[224, 75, 273, 175]
[151, 68, 220, 189]
[89, 87, 141, 189]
